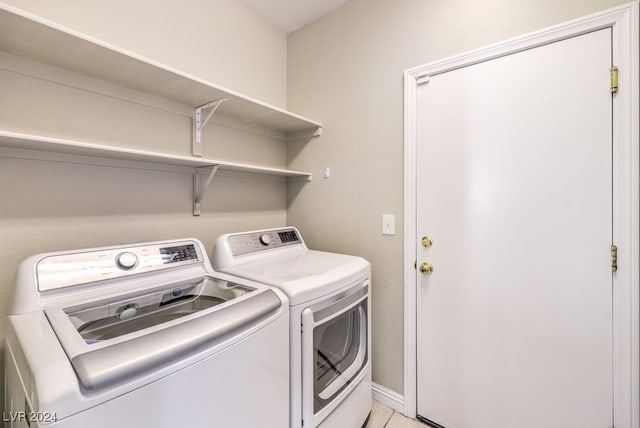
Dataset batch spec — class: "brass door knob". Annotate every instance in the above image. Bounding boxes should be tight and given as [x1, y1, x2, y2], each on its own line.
[421, 236, 433, 247]
[419, 262, 434, 275]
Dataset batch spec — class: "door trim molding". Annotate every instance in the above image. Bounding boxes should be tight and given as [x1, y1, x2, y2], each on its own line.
[403, 3, 639, 425]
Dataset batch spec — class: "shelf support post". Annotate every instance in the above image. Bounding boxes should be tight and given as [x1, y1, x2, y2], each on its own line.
[193, 165, 219, 216]
[192, 97, 228, 157]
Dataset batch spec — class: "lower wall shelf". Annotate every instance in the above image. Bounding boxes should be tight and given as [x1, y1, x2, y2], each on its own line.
[0, 130, 313, 179]
[0, 130, 312, 216]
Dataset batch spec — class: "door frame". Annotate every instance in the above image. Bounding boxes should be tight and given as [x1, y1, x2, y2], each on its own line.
[403, 3, 639, 426]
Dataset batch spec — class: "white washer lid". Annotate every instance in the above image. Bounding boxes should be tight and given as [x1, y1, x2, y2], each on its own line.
[217, 250, 370, 305]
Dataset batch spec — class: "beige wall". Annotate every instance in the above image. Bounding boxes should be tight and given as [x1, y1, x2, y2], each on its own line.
[286, 0, 628, 395]
[0, 0, 290, 349]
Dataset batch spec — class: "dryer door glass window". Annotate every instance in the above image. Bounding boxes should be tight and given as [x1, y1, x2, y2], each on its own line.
[313, 298, 368, 413]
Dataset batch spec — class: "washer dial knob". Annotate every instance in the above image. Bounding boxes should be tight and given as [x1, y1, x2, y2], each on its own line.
[259, 234, 272, 246]
[116, 252, 138, 270]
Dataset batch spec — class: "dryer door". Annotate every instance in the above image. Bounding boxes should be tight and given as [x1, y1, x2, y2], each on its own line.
[301, 280, 369, 424]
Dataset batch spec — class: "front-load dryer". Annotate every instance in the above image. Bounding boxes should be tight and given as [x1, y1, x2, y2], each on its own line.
[4, 238, 290, 428]
[213, 227, 371, 428]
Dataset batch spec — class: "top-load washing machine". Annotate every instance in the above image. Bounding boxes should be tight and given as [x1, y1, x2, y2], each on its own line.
[213, 227, 371, 428]
[4, 238, 290, 428]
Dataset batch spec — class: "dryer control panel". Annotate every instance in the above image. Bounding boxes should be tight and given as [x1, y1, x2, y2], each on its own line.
[227, 228, 302, 256]
[36, 241, 202, 291]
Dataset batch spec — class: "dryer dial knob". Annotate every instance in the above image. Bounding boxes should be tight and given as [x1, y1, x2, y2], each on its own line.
[259, 234, 272, 246]
[116, 252, 138, 270]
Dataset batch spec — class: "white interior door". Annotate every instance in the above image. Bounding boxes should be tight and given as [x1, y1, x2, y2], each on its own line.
[416, 29, 613, 428]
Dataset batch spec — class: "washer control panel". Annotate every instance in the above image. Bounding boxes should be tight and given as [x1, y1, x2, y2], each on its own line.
[37, 241, 201, 291]
[227, 228, 302, 256]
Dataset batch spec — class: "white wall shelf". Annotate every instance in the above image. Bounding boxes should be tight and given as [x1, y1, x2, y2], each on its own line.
[0, 3, 321, 215]
[0, 131, 312, 216]
[0, 4, 322, 138]
[0, 131, 313, 178]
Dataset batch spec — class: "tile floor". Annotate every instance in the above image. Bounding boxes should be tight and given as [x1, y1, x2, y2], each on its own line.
[366, 400, 426, 428]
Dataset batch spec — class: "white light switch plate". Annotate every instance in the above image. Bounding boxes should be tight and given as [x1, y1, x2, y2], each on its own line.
[382, 214, 395, 235]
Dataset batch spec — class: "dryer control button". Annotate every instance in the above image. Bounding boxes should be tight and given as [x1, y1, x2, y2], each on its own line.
[259, 234, 272, 245]
[116, 252, 138, 270]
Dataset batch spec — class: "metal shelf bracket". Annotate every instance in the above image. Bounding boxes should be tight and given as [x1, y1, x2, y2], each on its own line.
[193, 165, 219, 216]
[192, 97, 228, 156]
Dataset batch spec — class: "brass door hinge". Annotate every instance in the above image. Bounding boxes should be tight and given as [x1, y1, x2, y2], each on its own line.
[610, 66, 619, 93]
[611, 244, 618, 272]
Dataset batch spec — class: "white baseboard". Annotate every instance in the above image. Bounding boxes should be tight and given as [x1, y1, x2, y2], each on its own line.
[372, 382, 405, 414]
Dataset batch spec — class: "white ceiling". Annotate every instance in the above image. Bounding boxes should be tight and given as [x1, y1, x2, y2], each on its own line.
[239, 0, 350, 33]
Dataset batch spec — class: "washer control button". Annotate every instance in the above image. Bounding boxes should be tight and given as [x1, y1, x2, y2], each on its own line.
[259, 234, 272, 246]
[116, 252, 138, 270]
